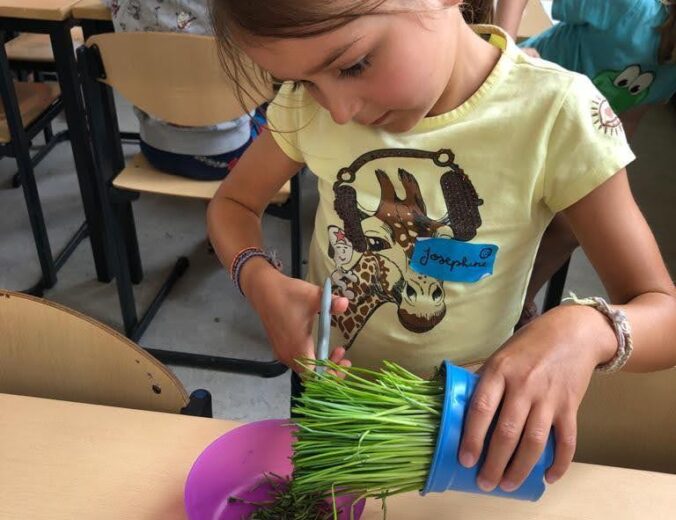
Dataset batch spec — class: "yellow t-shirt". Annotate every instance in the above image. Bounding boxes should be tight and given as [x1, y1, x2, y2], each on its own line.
[267, 26, 635, 378]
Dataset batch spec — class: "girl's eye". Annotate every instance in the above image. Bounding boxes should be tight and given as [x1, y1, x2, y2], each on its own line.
[339, 57, 371, 79]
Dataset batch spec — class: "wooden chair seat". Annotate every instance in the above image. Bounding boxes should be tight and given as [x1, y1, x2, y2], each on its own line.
[0, 81, 60, 143]
[72, 0, 111, 21]
[113, 152, 291, 205]
[0, 290, 190, 413]
[5, 27, 84, 63]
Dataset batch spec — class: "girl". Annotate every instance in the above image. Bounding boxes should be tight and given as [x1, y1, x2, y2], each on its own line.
[207, 0, 676, 495]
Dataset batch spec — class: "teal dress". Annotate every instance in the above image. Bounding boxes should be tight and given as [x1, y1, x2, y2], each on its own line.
[521, 0, 676, 113]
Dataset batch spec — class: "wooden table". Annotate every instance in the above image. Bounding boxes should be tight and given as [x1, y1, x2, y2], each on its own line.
[72, 0, 109, 21]
[0, 0, 112, 285]
[72, 0, 112, 39]
[0, 0, 79, 21]
[1, 393, 674, 520]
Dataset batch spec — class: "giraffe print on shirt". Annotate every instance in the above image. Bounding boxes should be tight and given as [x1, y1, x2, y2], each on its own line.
[328, 148, 484, 348]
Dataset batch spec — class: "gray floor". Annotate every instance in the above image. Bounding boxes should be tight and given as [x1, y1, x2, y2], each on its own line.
[1, 98, 674, 420]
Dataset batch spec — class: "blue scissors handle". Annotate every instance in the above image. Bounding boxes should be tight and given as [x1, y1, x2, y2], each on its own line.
[316, 278, 332, 374]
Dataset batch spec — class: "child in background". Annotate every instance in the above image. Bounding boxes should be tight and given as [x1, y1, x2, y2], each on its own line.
[207, 0, 676, 495]
[502, 0, 676, 325]
[521, 0, 676, 137]
[100, 0, 264, 181]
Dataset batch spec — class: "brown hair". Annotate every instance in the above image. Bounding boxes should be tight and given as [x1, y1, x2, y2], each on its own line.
[658, 3, 676, 64]
[460, 0, 494, 25]
[210, 0, 494, 104]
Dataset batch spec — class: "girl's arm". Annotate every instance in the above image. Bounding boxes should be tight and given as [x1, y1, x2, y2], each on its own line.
[458, 169, 675, 493]
[494, 0, 531, 39]
[564, 169, 676, 370]
[207, 128, 299, 291]
[207, 129, 350, 371]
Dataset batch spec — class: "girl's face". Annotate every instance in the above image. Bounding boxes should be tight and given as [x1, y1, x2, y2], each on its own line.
[239, 2, 462, 133]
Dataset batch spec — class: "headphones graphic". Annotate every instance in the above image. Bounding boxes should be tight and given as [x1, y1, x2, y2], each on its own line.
[332, 148, 484, 252]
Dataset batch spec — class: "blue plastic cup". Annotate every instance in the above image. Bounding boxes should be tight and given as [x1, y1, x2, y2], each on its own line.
[422, 361, 555, 501]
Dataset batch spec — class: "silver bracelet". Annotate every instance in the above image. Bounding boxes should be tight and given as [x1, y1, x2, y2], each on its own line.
[562, 293, 633, 373]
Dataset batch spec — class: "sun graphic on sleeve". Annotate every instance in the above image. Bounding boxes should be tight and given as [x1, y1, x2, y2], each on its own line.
[591, 96, 624, 136]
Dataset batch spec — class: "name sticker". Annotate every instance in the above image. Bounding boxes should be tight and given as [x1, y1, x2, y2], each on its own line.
[410, 238, 498, 283]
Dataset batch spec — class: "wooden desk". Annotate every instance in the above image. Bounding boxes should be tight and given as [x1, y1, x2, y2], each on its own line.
[1, 393, 674, 520]
[362, 465, 676, 519]
[0, 393, 237, 520]
[72, 0, 110, 21]
[0, 0, 80, 21]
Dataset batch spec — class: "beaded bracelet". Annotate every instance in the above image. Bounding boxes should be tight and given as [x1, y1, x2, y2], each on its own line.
[562, 293, 633, 373]
[229, 247, 257, 277]
[229, 247, 282, 296]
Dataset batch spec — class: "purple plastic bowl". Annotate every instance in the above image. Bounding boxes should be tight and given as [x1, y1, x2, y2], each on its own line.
[184, 419, 366, 520]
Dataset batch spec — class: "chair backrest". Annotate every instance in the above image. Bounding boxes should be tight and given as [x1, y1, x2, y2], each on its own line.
[517, 0, 553, 40]
[576, 368, 676, 474]
[85, 31, 270, 127]
[0, 290, 190, 413]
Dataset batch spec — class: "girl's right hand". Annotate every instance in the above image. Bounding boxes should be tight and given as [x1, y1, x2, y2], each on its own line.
[243, 263, 350, 372]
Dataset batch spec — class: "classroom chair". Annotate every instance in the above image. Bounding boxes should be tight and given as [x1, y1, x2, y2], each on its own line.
[517, 0, 554, 41]
[0, 36, 84, 295]
[77, 31, 299, 377]
[5, 27, 138, 157]
[3, 30, 83, 188]
[0, 289, 212, 417]
[5, 27, 84, 77]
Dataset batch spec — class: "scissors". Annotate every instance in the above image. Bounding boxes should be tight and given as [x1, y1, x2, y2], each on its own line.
[315, 278, 332, 374]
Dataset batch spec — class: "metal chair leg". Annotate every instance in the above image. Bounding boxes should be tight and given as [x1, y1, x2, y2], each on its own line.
[51, 23, 113, 283]
[128, 256, 190, 342]
[43, 123, 53, 144]
[112, 198, 144, 284]
[543, 258, 571, 312]
[0, 97, 57, 288]
[181, 389, 213, 418]
[290, 173, 302, 279]
[12, 128, 69, 188]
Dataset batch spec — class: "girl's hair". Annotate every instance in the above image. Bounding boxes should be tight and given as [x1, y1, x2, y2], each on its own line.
[461, 0, 494, 25]
[658, 2, 676, 64]
[211, 0, 494, 105]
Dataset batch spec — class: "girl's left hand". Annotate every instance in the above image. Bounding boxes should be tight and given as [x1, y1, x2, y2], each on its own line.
[458, 304, 616, 492]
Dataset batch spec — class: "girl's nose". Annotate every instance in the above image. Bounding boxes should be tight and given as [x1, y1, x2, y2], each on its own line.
[325, 89, 361, 125]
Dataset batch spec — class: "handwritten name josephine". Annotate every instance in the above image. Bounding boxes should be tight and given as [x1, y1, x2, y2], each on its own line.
[418, 246, 487, 272]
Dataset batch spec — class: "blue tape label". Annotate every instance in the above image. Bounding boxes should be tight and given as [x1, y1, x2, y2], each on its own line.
[410, 238, 498, 283]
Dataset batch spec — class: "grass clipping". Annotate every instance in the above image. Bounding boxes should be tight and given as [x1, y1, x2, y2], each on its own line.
[291, 359, 445, 505]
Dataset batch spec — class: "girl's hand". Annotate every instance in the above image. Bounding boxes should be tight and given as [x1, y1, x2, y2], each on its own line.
[458, 304, 616, 492]
[244, 264, 350, 372]
[327, 346, 352, 378]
